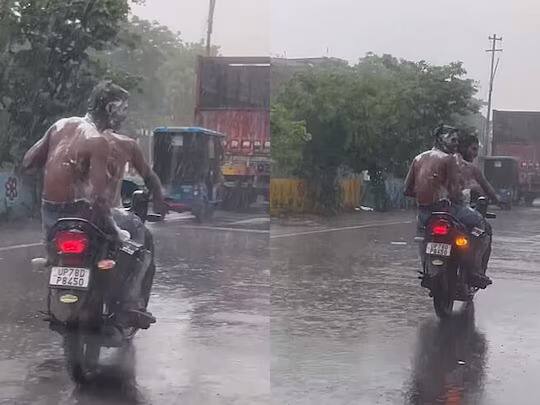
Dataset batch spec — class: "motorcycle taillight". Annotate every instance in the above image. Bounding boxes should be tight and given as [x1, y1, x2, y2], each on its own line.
[55, 231, 89, 255]
[431, 219, 451, 236]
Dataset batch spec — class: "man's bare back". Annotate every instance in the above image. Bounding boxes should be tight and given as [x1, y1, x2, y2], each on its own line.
[29, 116, 134, 210]
[23, 80, 166, 327]
[404, 148, 460, 206]
[23, 80, 167, 239]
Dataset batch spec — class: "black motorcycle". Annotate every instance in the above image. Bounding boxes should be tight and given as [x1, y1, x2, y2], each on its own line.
[417, 197, 496, 318]
[35, 190, 160, 383]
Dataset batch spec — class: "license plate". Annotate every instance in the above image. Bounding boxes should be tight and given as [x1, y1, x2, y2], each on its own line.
[49, 267, 91, 289]
[426, 242, 452, 257]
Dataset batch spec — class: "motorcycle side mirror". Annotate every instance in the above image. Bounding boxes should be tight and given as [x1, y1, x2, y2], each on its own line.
[477, 196, 488, 216]
[121, 180, 141, 209]
[131, 190, 149, 221]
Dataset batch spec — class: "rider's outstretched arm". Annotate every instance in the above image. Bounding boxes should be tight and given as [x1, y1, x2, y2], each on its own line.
[475, 166, 500, 204]
[129, 139, 168, 216]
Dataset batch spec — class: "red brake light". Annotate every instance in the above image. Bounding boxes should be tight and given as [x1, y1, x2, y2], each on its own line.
[431, 220, 450, 236]
[55, 231, 89, 254]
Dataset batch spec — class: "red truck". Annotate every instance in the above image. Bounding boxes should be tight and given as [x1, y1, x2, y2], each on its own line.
[492, 109, 540, 204]
[194, 56, 270, 210]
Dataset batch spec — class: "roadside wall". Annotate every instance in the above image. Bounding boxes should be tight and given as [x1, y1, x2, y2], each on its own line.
[270, 175, 412, 214]
[385, 176, 413, 209]
[270, 177, 363, 215]
[0, 171, 36, 220]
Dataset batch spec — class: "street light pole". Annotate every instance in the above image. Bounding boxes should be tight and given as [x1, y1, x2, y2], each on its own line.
[484, 34, 503, 156]
[206, 0, 216, 57]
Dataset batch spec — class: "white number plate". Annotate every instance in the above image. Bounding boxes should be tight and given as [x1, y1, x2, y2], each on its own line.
[426, 242, 452, 257]
[49, 267, 91, 289]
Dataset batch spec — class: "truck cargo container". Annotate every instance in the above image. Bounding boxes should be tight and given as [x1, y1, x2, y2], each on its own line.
[195, 56, 270, 210]
[492, 110, 540, 205]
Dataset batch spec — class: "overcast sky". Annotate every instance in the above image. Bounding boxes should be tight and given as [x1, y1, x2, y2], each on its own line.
[131, 0, 270, 56]
[133, 0, 540, 112]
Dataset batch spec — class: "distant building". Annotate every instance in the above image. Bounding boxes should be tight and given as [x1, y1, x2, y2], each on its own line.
[271, 57, 348, 68]
[493, 110, 540, 144]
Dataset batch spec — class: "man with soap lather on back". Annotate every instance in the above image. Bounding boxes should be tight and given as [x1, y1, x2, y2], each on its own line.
[404, 124, 492, 289]
[22, 80, 169, 329]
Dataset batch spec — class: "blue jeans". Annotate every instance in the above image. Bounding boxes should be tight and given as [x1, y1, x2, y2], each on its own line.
[41, 201, 144, 243]
[41, 200, 91, 238]
[417, 204, 483, 233]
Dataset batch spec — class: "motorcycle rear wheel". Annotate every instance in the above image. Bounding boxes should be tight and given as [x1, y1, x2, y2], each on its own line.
[63, 333, 101, 384]
[432, 272, 455, 318]
[433, 292, 454, 318]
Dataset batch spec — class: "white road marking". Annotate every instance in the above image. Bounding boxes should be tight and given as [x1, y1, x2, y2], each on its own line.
[0, 242, 43, 252]
[163, 212, 196, 222]
[229, 217, 270, 225]
[0, 220, 408, 248]
[270, 220, 412, 239]
[176, 225, 269, 234]
[0, 222, 268, 252]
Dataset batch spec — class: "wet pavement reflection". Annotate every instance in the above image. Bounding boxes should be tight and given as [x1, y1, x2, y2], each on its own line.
[0, 215, 269, 404]
[66, 344, 143, 405]
[271, 208, 540, 405]
[2, 206, 540, 404]
[405, 304, 487, 404]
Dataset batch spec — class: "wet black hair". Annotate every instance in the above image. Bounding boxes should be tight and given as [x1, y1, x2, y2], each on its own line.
[432, 124, 458, 139]
[458, 133, 479, 157]
[432, 124, 459, 150]
[87, 80, 129, 115]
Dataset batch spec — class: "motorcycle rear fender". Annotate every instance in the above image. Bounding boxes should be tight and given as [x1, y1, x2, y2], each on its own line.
[425, 256, 450, 278]
[48, 287, 94, 325]
[47, 252, 112, 326]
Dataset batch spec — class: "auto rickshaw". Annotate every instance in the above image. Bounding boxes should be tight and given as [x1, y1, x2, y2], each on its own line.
[482, 156, 519, 210]
[152, 127, 225, 222]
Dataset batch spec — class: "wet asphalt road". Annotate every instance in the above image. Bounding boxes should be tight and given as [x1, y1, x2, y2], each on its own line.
[0, 209, 269, 404]
[2, 206, 539, 404]
[272, 207, 540, 405]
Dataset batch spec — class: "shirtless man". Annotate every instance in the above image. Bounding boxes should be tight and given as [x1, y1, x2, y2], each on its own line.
[404, 124, 462, 229]
[457, 133, 499, 205]
[404, 125, 491, 288]
[457, 133, 500, 278]
[22, 81, 168, 328]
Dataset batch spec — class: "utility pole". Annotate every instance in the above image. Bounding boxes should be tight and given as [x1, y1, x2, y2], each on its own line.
[484, 34, 503, 156]
[206, 0, 217, 57]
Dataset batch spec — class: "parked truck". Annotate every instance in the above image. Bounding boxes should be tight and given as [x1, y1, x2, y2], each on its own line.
[492, 109, 540, 205]
[194, 56, 270, 210]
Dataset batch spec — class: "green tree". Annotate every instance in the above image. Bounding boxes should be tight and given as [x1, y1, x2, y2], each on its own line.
[274, 53, 481, 212]
[270, 103, 308, 177]
[0, 0, 142, 166]
[97, 17, 218, 133]
[276, 68, 354, 212]
[346, 54, 479, 177]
